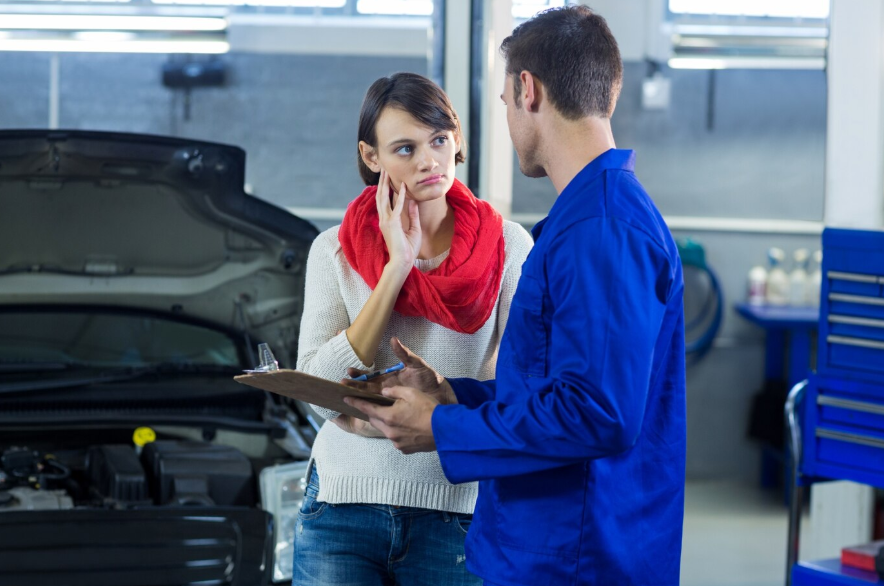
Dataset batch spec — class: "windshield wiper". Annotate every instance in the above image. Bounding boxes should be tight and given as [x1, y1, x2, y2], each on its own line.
[0, 362, 242, 395]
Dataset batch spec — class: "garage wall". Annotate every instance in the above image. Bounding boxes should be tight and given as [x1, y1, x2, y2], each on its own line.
[0, 50, 827, 482]
[514, 63, 827, 222]
[0, 53, 52, 129]
[0, 52, 428, 210]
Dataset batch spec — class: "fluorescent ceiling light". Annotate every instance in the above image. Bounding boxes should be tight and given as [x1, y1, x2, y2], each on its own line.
[152, 0, 343, 5]
[668, 56, 825, 69]
[513, 0, 564, 20]
[356, 0, 432, 16]
[669, 57, 728, 69]
[669, 0, 829, 19]
[73, 31, 136, 41]
[0, 38, 229, 53]
[673, 24, 828, 38]
[0, 15, 227, 31]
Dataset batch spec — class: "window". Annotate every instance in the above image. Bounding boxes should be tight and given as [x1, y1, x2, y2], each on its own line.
[6, 0, 574, 17]
[669, 0, 829, 20]
[513, 0, 566, 20]
[666, 0, 828, 69]
[356, 0, 431, 16]
[151, 0, 345, 6]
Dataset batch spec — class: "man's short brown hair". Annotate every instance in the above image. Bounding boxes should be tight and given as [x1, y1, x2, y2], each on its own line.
[501, 6, 623, 120]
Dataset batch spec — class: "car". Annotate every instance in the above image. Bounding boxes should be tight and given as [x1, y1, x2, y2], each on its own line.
[0, 129, 321, 585]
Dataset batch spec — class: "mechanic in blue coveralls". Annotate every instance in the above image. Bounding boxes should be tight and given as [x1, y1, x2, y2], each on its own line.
[344, 6, 686, 586]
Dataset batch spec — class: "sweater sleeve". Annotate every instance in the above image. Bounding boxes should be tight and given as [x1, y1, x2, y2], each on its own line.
[296, 228, 375, 420]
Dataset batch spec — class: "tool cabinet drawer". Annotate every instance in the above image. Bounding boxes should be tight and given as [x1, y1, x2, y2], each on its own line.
[802, 376, 884, 489]
[819, 229, 884, 383]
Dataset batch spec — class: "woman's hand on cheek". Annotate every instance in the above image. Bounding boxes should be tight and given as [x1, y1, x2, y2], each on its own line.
[376, 169, 421, 278]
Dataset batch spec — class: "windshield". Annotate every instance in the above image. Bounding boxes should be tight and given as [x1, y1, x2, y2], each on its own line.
[0, 309, 243, 369]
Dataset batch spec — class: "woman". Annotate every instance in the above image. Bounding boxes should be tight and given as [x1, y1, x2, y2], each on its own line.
[293, 72, 533, 586]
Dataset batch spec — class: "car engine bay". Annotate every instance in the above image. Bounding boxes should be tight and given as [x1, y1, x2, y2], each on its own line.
[0, 439, 258, 513]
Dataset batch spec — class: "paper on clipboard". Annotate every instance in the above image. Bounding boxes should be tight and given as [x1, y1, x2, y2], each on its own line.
[233, 369, 394, 422]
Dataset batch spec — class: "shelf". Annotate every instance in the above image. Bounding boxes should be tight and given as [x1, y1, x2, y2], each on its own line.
[793, 559, 881, 585]
[735, 302, 819, 329]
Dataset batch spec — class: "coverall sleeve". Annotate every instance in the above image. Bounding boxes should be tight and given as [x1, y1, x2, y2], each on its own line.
[432, 219, 673, 483]
[448, 378, 497, 409]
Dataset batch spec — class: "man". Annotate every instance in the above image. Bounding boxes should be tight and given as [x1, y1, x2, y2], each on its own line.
[345, 6, 686, 585]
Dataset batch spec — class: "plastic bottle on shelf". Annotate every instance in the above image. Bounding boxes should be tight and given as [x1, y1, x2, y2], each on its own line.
[766, 247, 790, 305]
[790, 248, 810, 306]
[807, 250, 823, 307]
[747, 262, 768, 305]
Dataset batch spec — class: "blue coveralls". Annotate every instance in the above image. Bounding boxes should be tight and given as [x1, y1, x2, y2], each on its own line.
[432, 149, 686, 586]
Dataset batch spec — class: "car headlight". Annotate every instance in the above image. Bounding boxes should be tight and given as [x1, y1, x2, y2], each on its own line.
[259, 460, 309, 583]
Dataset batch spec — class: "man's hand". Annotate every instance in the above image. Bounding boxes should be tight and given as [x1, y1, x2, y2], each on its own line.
[341, 337, 457, 406]
[329, 414, 385, 438]
[344, 386, 439, 454]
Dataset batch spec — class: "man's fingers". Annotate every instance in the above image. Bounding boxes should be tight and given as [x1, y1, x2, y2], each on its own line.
[344, 396, 388, 419]
[343, 398, 398, 439]
[330, 414, 354, 434]
[339, 377, 365, 389]
[380, 386, 409, 401]
[340, 378, 384, 394]
[390, 337, 420, 366]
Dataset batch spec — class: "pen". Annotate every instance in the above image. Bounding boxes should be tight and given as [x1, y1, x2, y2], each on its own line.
[352, 362, 405, 382]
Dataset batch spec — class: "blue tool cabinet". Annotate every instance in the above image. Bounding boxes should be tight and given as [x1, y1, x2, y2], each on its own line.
[787, 228, 884, 586]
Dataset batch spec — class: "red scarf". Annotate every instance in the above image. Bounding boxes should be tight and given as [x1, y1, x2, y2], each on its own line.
[339, 178, 505, 334]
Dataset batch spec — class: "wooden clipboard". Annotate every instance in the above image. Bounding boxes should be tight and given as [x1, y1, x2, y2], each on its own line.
[233, 369, 393, 422]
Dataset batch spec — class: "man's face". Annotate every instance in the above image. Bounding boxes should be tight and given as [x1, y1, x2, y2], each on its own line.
[502, 74, 545, 179]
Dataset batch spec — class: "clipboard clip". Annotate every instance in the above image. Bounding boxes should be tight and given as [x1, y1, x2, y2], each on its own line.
[243, 343, 279, 374]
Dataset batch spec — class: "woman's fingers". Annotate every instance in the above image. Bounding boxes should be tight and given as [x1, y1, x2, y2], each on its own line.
[376, 169, 390, 216]
[393, 180, 407, 215]
[407, 200, 420, 233]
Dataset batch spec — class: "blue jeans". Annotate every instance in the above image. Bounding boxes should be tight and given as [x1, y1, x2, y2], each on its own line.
[293, 467, 481, 586]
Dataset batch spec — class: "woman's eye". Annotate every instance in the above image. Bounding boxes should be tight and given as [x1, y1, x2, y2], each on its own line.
[433, 136, 448, 146]
[396, 145, 413, 155]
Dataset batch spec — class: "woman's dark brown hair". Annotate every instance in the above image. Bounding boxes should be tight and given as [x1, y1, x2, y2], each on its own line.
[357, 72, 466, 186]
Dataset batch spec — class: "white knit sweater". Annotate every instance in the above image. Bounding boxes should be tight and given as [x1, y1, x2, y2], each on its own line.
[297, 221, 533, 514]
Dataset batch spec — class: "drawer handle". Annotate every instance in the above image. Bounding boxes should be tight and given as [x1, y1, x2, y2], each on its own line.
[818, 395, 884, 416]
[828, 270, 881, 284]
[828, 293, 884, 307]
[816, 428, 884, 450]
[829, 314, 884, 329]
[827, 335, 884, 350]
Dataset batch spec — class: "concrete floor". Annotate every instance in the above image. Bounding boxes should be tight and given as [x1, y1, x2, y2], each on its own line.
[681, 480, 811, 586]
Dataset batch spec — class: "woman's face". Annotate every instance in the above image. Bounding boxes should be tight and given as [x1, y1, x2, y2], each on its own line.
[361, 106, 459, 203]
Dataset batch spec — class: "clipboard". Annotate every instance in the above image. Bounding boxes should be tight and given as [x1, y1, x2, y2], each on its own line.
[233, 369, 394, 422]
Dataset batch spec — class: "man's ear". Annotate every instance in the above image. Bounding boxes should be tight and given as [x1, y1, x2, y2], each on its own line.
[521, 71, 541, 113]
[358, 141, 380, 172]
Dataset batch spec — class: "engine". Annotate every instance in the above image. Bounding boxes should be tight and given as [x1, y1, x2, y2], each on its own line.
[0, 440, 255, 512]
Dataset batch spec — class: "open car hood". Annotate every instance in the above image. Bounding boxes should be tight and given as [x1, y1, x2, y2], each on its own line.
[0, 130, 318, 362]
